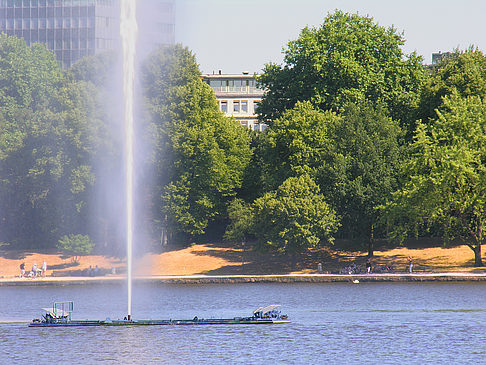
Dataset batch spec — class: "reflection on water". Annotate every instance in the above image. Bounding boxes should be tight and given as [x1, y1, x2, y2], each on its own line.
[1, 282, 486, 364]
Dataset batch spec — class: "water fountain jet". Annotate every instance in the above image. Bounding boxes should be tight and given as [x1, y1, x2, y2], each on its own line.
[120, 0, 137, 320]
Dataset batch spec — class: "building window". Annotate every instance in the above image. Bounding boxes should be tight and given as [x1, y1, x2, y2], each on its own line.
[241, 101, 247, 113]
[209, 79, 221, 91]
[220, 101, 227, 113]
[234, 79, 242, 91]
[253, 100, 260, 113]
[233, 101, 240, 113]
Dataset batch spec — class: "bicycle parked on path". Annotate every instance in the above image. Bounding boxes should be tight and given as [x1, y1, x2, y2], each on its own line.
[380, 264, 394, 273]
[340, 264, 361, 275]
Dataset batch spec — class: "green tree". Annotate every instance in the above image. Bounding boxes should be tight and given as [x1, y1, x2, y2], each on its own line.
[257, 10, 426, 129]
[257, 101, 402, 253]
[258, 101, 337, 192]
[224, 198, 254, 242]
[68, 52, 126, 252]
[57, 234, 94, 263]
[68, 51, 116, 88]
[386, 94, 486, 266]
[142, 45, 252, 242]
[319, 102, 403, 255]
[252, 174, 339, 269]
[0, 35, 97, 248]
[419, 49, 486, 123]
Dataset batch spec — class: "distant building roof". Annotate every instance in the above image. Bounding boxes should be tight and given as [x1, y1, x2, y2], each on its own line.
[432, 51, 452, 65]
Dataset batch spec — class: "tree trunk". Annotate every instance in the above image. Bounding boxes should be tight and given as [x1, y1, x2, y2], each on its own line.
[367, 223, 374, 257]
[474, 217, 483, 267]
[290, 253, 297, 271]
[474, 244, 483, 267]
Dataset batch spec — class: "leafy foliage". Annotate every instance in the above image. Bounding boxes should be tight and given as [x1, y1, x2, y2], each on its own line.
[257, 101, 402, 250]
[318, 102, 403, 247]
[252, 174, 339, 256]
[3, 17, 486, 272]
[386, 94, 486, 266]
[257, 10, 426, 127]
[258, 101, 337, 191]
[419, 49, 486, 123]
[0, 35, 98, 248]
[142, 45, 252, 240]
[223, 198, 254, 242]
[57, 234, 94, 262]
[67, 51, 126, 251]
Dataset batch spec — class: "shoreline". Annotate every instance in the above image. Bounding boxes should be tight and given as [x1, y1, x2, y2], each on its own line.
[2, 272, 486, 286]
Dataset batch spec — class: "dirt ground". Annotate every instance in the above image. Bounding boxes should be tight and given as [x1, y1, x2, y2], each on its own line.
[1, 241, 486, 278]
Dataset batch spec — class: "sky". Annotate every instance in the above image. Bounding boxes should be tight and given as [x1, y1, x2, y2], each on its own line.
[175, 0, 486, 75]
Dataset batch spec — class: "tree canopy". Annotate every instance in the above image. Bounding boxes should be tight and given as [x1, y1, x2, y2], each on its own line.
[255, 101, 402, 254]
[257, 10, 426, 127]
[258, 101, 337, 192]
[57, 233, 94, 263]
[252, 174, 339, 263]
[419, 49, 486, 123]
[142, 45, 252, 241]
[386, 94, 486, 266]
[2, 15, 486, 270]
[318, 102, 403, 254]
[0, 35, 98, 248]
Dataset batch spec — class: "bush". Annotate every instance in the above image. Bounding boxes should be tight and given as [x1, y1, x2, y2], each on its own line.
[57, 234, 94, 262]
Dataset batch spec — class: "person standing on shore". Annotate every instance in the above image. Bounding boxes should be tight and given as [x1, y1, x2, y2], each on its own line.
[42, 261, 47, 277]
[32, 263, 38, 277]
[408, 256, 413, 273]
[366, 258, 372, 274]
[20, 262, 25, 277]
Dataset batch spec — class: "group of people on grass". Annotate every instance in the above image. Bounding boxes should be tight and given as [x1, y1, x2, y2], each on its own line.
[19, 261, 47, 278]
[86, 265, 100, 277]
[364, 257, 413, 274]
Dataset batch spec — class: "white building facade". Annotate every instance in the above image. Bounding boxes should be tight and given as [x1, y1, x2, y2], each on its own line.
[203, 73, 266, 132]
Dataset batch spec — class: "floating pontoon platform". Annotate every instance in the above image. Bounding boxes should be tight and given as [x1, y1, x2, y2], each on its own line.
[29, 302, 290, 327]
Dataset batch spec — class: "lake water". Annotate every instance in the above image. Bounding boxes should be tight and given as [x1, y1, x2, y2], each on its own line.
[1, 282, 485, 364]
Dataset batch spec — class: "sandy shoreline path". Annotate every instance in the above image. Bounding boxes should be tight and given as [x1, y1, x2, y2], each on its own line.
[2, 242, 486, 282]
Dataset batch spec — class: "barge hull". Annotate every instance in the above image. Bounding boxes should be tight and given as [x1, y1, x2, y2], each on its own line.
[29, 318, 290, 327]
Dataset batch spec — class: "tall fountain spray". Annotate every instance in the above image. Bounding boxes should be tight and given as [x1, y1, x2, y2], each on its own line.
[120, 0, 137, 321]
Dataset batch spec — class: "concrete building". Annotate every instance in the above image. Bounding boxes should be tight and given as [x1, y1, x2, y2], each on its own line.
[432, 51, 451, 66]
[0, 0, 175, 68]
[203, 72, 266, 132]
[137, 0, 174, 59]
